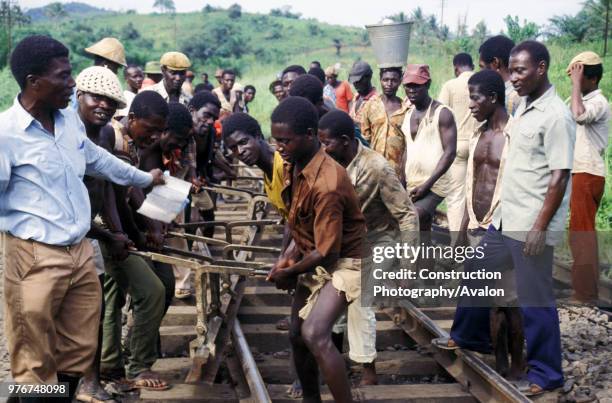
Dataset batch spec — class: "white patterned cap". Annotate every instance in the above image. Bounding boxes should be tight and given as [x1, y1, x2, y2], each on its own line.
[76, 66, 127, 109]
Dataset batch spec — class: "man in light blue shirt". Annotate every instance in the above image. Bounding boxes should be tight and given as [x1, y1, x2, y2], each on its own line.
[0, 35, 164, 398]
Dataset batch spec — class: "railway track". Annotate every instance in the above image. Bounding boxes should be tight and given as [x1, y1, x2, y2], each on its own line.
[120, 175, 608, 403]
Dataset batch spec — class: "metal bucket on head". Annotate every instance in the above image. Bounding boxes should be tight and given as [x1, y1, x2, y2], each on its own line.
[366, 21, 413, 68]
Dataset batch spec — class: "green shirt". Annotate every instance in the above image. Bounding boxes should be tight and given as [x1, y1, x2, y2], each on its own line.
[492, 86, 575, 245]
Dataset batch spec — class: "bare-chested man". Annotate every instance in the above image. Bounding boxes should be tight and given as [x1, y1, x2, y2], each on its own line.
[457, 70, 525, 379]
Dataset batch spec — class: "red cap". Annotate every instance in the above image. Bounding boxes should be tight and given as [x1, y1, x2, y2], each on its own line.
[402, 64, 431, 85]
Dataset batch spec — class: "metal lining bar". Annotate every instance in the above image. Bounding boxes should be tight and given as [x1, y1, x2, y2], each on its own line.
[232, 319, 272, 403]
[161, 245, 214, 263]
[222, 244, 282, 260]
[167, 231, 230, 246]
[396, 300, 531, 403]
[128, 251, 268, 276]
[225, 220, 281, 244]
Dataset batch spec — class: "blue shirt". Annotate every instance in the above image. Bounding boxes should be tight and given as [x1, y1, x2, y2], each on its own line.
[0, 97, 153, 246]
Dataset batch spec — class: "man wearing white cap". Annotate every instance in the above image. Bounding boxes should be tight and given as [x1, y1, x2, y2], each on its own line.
[567, 51, 610, 305]
[75, 66, 133, 403]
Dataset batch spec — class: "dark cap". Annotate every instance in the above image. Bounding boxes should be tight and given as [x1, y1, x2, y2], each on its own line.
[348, 61, 373, 84]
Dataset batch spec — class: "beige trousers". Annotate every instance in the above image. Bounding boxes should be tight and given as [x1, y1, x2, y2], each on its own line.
[446, 139, 470, 234]
[170, 210, 193, 291]
[3, 234, 101, 383]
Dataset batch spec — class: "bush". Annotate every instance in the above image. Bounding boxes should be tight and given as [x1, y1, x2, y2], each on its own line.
[228, 3, 241, 19]
[181, 19, 249, 64]
[308, 23, 320, 36]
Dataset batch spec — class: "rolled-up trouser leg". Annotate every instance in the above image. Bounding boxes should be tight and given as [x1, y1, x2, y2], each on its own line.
[347, 299, 377, 363]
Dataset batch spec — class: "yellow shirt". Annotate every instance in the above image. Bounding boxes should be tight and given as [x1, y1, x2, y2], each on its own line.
[263, 151, 289, 219]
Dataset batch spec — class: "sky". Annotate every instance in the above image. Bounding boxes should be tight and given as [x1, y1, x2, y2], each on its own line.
[20, 0, 583, 33]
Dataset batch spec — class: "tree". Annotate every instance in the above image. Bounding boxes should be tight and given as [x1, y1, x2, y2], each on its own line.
[387, 11, 407, 22]
[269, 5, 301, 19]
[120, 22, 140, 40]
[0, 0, 30, 66]
[455, 13, 468, 38]
[228, 3, 241, 19]
[308, 23, 320, 36]
[504, 15, 539, 42]
[153, 0, 175, 14]
[472, 20, 488, 44]
[181, 19, 248, 64]
[411, 7, 424, 23]
[44, 2, 66, 25]
[439, 25, 450, 41]
[549, 12, 590, 42]
[583, 0, 611, 55]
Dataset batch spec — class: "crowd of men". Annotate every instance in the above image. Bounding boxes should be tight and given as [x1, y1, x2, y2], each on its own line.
[0, 30, 608, 403]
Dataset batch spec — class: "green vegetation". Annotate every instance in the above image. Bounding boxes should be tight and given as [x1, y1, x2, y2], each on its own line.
[0, 2, 609, 230]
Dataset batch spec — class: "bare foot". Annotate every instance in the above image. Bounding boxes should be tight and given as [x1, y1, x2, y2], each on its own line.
[286, 379, 303, 398]
[359, 362, 378, 386]
[76, 378, 117, 402]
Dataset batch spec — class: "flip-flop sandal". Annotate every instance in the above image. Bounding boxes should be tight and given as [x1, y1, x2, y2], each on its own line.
[273, 350, 291, 359]
[76, 389, 118, 403]
[100, 369, 127, 383]
[128, 373, 171, 391]
[514, 380, 546, 397]
[286, 379, 302, 399]
[431, 336, 459, 350]
[175, 289, 193, 300]
[275, 316, 290, 331]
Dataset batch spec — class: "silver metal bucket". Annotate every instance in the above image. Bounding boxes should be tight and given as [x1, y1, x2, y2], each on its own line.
[366, 21, 413, 68]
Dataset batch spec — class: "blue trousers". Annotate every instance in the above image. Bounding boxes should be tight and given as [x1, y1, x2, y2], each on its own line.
[450, 226, 563, 390]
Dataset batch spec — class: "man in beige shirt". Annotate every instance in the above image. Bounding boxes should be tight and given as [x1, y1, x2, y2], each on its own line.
[439, 53, 480, 234]
[478, 35, 522, 116]
[143, 51, 192, 106]
[567, 51, 610, 304]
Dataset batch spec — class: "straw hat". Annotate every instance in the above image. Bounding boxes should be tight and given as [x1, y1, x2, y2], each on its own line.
[84, 37, 127, 67]
[76, 66, 127, 109]
[160, 52, 191, 71]
[325, 65, 339, 76]
[144, 61, 162, 75]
